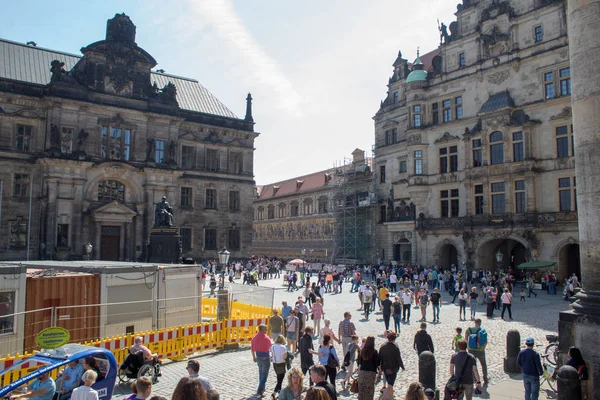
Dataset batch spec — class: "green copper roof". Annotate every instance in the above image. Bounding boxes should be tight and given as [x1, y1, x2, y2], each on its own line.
[406, 69, 428, 83]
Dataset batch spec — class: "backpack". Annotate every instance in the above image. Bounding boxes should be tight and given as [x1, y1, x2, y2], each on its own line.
[468, 327, 487, 349]
[323, 345, 339, 368]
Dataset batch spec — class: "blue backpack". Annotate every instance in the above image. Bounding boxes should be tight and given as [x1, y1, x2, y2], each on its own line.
[468, 327, 488, 349]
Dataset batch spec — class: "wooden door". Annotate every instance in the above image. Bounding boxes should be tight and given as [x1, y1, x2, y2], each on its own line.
[100, 226, 120, 261]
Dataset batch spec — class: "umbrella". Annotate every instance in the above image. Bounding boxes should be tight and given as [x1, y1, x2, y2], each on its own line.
[288, 259, 306, 265]
[517, 261, 556, 270]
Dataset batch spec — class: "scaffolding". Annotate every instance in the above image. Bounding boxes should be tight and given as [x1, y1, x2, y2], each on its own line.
[331, 152, 376, 264]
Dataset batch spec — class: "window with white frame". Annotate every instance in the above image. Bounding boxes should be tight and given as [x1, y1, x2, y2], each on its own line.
[414, 150, 423, 175]
[0, 292, 16, 334]
[15, 124, 32, 152]
[515, 180, 526, 214]
[101, 126, 131, 161]
[491, 182, 506, 214]
[413, 105, 422, 127]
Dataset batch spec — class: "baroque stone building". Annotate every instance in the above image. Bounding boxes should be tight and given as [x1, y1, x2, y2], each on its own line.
[374, 0, 579, 280]
[253, 149, 375, 263]
[0, 14, 258, 261]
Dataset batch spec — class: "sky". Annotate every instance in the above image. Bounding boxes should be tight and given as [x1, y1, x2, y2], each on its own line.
[1, 0, 457, 185]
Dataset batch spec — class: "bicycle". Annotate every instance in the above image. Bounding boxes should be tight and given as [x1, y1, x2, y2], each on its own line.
[544, 334, 559, 366]
[540, 354, 557, 392]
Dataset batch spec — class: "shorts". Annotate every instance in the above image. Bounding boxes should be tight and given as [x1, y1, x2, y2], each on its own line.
[385, 372, 397, 385]
[286, 331, 297, 341]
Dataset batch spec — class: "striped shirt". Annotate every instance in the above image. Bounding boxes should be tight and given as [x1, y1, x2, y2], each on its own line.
[338, 319, 356, 337]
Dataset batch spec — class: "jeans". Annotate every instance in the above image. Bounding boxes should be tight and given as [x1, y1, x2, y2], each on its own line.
[486, 302, 495, 317]
[459, 302, 467, 319]
[256, 356, 270, 394]
[402, 304, 411, 321]
[364, 302, 371, 319]
[325, 365, 337, 390]
[393, 313, 401, 332]
[432, 304, 440, 321]
[470, 300, 477, 318]
[383, 313, 391, 330]
[523, 374, 540, 400]
[528, 287, 537, 297]
[501, 303, 512, 319]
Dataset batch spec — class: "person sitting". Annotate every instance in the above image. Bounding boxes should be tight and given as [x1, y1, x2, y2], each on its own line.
[82, 357, 103, 383]
[56, 360, 84, 400]
[130, 336, 157, 362]
[9, 371, 55, 400]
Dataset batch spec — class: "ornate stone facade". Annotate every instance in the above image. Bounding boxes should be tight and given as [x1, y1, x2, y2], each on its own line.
[374, 0, 579, 280]
[0, 14, 257, 261]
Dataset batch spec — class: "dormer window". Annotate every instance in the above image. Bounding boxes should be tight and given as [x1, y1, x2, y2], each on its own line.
[272, 186, 280, 196]
[296, 180, 304, 190]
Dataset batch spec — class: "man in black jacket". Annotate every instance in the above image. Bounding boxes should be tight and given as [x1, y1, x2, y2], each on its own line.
[309, 365, 337, 400]
[379, 332, 405, 399]
[299, 327, 319, 386]
[413, 322, 434, 355]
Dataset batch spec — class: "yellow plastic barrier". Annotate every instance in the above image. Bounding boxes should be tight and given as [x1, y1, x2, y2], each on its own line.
[0, 299, 273, 385]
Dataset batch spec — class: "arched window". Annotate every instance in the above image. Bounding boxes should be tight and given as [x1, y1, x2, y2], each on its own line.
[267, 204, 275, 219]
[490, 131, 504, 165]
[277, 203, 287, 218]
[97, 180, 125, 203]
[290, 201, 299, 217]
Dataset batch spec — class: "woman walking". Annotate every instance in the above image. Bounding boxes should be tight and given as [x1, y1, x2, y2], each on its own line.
[357, 336, 379, 400]
[457, 289, 468, 320]
[271, 335, 288, 395]
[501, 287, 513, 320]
[311, 298, 324, 337]
[392, 296, 402, 333]
[469, 286, 478, 319]
[317, 334, 339, 391]
[286, 309, 299, 353]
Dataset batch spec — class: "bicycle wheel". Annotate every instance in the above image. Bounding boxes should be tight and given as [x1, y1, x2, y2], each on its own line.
[545, 343, 559, 366]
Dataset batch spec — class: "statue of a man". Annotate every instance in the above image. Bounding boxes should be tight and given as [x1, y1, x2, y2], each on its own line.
[154, 196, 174, 227]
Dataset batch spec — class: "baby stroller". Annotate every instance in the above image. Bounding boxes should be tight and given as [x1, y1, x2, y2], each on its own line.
[118, 351, 161, 384]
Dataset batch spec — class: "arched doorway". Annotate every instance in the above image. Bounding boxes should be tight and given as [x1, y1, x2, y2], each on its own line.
[558, 243, 580, 282]
[477, 238, 528, 272]
[439, 244, 458, 269]
[393, 239, 411, 264]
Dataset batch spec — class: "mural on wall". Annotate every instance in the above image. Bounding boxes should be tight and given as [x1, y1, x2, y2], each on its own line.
[253, 218, 335, 241]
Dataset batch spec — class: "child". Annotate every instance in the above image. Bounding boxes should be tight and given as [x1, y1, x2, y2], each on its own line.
[452, 327, 463, 352]
[520, 287, 526, 302]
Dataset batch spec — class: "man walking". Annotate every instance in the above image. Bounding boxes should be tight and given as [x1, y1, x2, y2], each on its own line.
[413, 322, 434, 355]
[430, 288, 442, 323]
[299, 327, 319, 384]
[447, 340, 482, 400]
[251, 324, 272, 397]
[517, 337, 543, 400]
[362, 285, 373, 320]
[380, 332, 405, 399]
[186, 360, 213, 392]
[381, 293, 393, 331]
[338, 311, 357, 358]
[401, 288, 412, 323]
[268, 309, 284, 341]
[485, 287, 496, 318]
[465, 318, 488, 384]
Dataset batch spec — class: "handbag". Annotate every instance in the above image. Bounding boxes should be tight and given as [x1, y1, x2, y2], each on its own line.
[326, 345, 339, 368]
[350, 376, 359, 393]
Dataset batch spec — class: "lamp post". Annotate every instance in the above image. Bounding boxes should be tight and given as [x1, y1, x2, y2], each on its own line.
[301, 248, 306, 271]
[217, 248, 230, 321]
[84, 242, 93, 261]
[496, 249, 504, 271]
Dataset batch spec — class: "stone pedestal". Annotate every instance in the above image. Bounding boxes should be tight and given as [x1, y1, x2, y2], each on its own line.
[504, 329, 520, 374]
[148, 227, 181, 263]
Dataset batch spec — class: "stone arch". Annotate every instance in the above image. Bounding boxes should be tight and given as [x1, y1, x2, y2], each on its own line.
[552, 236, 579, 258]
[433, 238, 463, 261]
[553, 237, 580, 282]
[474, 233, 529, 270]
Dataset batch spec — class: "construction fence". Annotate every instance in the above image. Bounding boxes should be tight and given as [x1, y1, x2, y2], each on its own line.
[0, 311, 272, 387]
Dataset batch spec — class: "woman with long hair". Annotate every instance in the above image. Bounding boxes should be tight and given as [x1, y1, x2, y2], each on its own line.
[457, 289, 468, 320]
[171, 377, 207, 400]
[278, 367, 305, 400]
[317, 334, 339, 391]
[358, 336, 379, 400]
[404, 382, 427, 400]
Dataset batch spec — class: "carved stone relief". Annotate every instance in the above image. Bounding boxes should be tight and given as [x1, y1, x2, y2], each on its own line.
[488, 70, 510, 85]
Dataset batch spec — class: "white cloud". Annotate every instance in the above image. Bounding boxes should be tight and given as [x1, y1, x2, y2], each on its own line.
[184, 0, 303, 117]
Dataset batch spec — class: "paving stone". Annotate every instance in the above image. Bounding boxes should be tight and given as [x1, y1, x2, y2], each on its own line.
[112, 278, 567, 399]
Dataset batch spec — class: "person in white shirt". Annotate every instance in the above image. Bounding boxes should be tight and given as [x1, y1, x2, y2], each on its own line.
[362, 286, 373, 320]
[389, 273, 398, 292]
[401, 288, 413, 323]
[271, 336, 288, 395]
[71, 370, 98, 400]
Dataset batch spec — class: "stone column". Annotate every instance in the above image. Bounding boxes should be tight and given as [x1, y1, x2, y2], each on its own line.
[559, 1, 600, 398]
[95, 221, 101, 260]
[71, 180, 85, 256]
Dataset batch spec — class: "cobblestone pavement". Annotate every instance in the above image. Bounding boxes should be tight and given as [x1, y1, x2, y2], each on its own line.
[113, 278, 567, 399]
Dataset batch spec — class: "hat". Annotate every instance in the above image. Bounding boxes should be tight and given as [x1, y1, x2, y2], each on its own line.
[525, 337, 535, 345]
